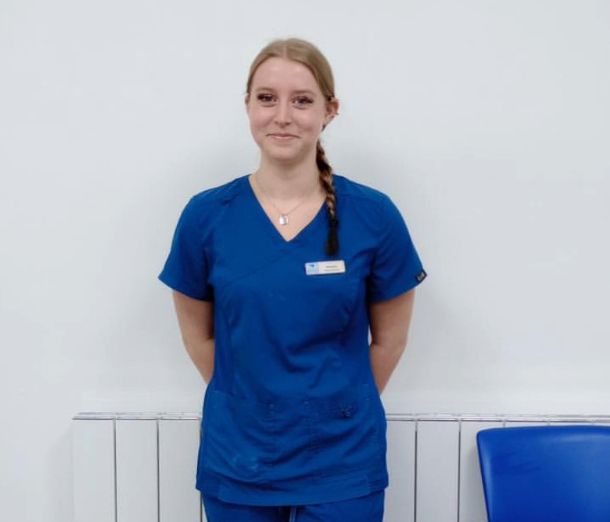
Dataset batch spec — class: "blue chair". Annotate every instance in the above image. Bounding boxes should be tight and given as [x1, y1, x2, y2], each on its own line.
[477, 425, 610, 522]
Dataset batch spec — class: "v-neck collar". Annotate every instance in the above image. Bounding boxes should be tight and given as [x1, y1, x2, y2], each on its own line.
[243, 174, 327, 245]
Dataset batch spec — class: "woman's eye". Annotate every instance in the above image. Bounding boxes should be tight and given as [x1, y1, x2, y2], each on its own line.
[294, 96, 313, 107]
[257, 94, 275, 103]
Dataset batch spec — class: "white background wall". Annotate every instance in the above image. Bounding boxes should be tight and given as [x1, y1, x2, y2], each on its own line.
[1, 0, 609, 520]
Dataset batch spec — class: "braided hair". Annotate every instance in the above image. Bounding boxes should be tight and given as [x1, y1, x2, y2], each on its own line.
[245, 37, 340, 257]
[316, 139, 339, 256]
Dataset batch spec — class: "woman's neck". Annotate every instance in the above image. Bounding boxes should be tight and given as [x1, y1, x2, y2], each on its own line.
[253, 161, 322, 201]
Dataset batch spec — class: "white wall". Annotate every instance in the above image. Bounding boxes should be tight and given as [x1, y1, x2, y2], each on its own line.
[1, 0, 609, 520]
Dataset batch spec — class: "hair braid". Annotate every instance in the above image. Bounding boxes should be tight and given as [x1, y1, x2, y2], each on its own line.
[316, 140, 339, 256]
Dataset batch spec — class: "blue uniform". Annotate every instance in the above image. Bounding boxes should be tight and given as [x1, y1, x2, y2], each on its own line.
[159, 173, 426, 507]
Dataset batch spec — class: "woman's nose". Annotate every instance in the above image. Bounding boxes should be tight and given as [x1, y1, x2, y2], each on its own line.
[274, 100, 292, 125]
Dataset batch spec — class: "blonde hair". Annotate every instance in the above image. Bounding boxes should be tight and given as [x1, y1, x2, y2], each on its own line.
[245, 38, 339, 256]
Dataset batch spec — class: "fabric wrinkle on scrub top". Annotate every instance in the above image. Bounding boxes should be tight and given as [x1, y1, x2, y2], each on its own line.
[158, 173, 427, 506]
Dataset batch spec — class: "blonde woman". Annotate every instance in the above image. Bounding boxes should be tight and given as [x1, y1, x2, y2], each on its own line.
[159, 37, 427, 522]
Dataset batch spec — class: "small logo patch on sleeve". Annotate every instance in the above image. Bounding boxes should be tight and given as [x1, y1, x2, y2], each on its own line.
[416, 270, 427, 283]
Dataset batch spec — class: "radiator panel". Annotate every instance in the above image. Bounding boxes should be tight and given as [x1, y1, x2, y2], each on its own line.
[73, 419, 115, 522]
[416, 421, 460, 522]
[385, 420, 416, 522]
[116, 420, 158, 522]
[459, 421, 501, 522]
[73, 413, 609, 522]
[158, 419, 201, 522]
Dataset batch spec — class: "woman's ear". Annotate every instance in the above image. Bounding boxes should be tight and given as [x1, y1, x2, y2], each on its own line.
[323, 98, 340, 129]
[330, 97, 340, 116]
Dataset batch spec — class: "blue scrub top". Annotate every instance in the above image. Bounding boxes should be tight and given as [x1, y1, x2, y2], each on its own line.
[159, 173, 427, 506]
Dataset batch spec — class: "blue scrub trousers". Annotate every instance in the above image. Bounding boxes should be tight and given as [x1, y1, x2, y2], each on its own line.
[202, 490, 385, 522]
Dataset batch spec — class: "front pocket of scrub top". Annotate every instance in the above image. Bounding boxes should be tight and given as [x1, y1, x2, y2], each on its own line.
[307, 383, 385, 476]
[202, 390, 275, 484]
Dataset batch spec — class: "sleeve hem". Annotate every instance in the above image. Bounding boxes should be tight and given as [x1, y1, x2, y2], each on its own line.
[158, 273, 213, 302]
[368, 269, 427, 304]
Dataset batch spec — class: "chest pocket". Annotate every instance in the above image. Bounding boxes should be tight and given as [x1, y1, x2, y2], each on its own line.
[215, 251, 361, 349]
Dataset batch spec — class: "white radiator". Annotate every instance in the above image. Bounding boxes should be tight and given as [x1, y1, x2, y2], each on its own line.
[72, 412, 610, 522]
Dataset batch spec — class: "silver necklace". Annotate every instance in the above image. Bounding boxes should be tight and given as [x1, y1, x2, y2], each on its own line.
[251, 173, 320, 226]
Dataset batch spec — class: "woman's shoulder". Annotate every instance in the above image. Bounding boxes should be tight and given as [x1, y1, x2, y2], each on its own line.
[333, 173, 394, 212]
[176, 175, 248, 230]
[188, 174, 247, 207]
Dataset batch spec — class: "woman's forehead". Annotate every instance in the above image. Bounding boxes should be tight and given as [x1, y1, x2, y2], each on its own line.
[251, 57, 320, 92]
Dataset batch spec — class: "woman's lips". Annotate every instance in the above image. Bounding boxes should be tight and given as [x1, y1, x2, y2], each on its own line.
[270, 134, 297, 140]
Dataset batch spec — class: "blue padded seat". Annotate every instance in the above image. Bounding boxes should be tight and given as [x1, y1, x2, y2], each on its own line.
[477, 425, 610, 522]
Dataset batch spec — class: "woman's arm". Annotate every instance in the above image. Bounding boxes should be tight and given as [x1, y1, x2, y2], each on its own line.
[172, 290, 215, 383]
[368, 289, 416, 394]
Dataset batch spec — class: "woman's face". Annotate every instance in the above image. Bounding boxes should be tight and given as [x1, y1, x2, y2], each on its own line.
[246, 57, 338, 167]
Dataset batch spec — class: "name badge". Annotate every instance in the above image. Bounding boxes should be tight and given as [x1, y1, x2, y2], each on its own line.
[305, 260, 346, 275]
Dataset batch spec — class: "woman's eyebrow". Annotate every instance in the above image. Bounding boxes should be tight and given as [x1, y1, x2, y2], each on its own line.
[253, 87, 316, 96]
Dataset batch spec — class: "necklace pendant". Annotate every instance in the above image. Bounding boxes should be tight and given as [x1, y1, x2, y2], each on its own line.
[279, 214, 288, 226]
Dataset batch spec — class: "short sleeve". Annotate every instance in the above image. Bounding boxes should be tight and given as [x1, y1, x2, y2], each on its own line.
[158, 196, 213, 301]
[367, 194, 427, 303]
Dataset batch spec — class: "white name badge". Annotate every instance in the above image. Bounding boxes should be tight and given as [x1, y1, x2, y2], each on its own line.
[305, 260, 346, 275]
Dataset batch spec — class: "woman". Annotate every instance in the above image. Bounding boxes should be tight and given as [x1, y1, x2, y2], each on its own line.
[159, 37, 427, 522]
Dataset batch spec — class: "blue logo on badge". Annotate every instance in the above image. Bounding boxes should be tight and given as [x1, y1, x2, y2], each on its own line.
[305, 262, 319, 275]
